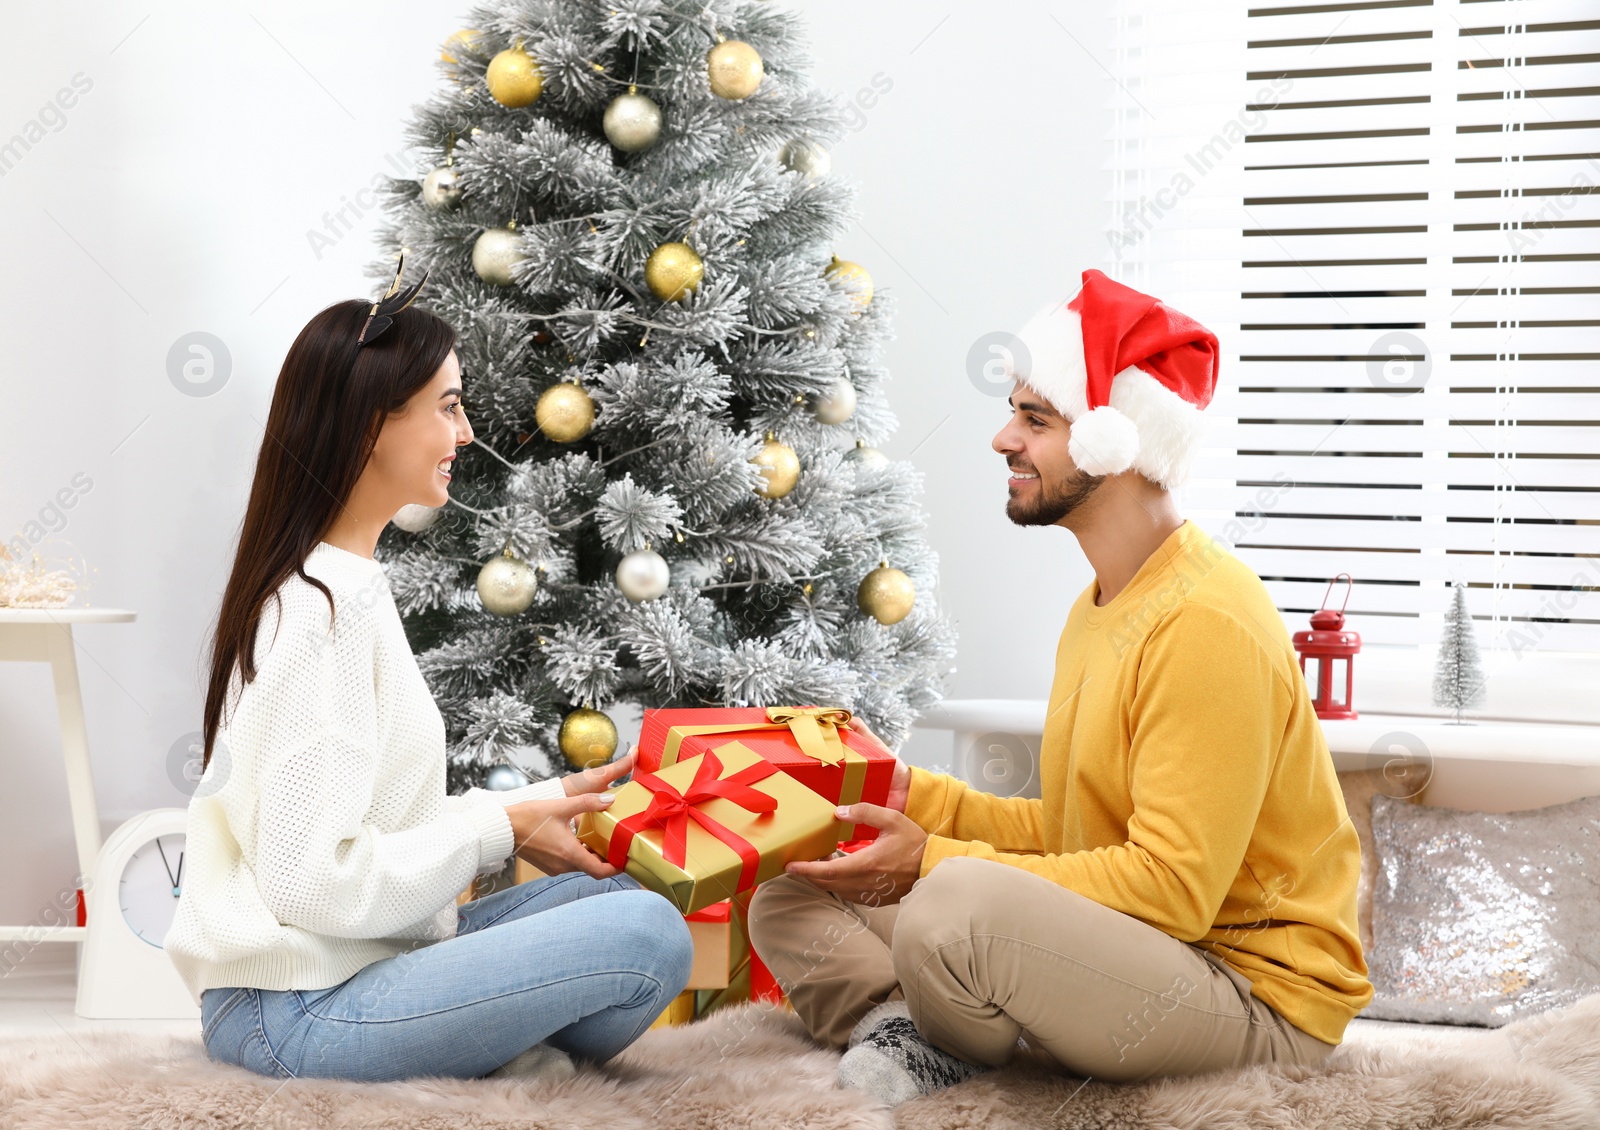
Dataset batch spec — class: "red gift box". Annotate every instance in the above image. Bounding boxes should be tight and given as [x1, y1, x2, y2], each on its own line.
[639, 706, 896, 841]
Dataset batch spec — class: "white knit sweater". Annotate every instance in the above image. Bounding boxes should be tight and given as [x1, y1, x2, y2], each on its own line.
[165, 541, 564, 1005]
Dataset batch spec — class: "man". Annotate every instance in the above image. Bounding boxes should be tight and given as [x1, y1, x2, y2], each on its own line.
[747, 270, 1372, 1107]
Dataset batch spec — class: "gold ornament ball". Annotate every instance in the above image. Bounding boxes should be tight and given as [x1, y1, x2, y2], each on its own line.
[644, 241, 703, 302]
[476, 550, 538, 616]
[473, 226, 526, 286]
[826, 255, 873, 309]
[422, 165, 462, 210]
[752, 436, 800, 499]
[487, 44, 543, 107]
[535, 382, 595, 443]
[814, 377, 857, 425]
[858, 563, 915, 625]
[559, 707, 618, 770]
[707, 39, 763, 100]
[604, 90, 663, 152]
[440, 28, 483, 64]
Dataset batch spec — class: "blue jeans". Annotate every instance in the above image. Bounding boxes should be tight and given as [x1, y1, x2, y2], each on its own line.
[200, 873, 693, 1082]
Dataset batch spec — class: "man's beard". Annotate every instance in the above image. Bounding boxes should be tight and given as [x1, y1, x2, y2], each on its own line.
[1005, 467, 1104, 526]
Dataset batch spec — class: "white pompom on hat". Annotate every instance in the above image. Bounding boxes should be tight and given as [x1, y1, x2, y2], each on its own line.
[1008, 270, 1220, 490]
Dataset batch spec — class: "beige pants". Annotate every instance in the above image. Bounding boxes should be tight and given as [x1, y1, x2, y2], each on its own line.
[747, 856, 1337, 1083]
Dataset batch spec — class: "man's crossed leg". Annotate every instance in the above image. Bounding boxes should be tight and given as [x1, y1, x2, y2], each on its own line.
[748, 856, 1335, 1103]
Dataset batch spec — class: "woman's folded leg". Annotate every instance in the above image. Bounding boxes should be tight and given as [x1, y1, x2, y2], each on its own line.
[241, 886, 691, 1082]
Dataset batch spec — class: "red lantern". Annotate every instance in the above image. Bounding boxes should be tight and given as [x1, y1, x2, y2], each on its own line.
[1293, 573, 1361, 720]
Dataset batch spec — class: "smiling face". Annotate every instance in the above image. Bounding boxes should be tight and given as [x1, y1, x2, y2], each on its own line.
[364, 348, 473, 512]
[991, 380, 1105, 527]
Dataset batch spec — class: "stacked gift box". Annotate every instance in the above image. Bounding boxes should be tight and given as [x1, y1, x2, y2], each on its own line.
[488, 705, 897, 1027]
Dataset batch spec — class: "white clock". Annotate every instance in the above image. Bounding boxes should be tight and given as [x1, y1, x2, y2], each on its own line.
[77, 808, 200, 1019]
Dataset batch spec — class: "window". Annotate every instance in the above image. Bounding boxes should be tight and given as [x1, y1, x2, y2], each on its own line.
[1107, 0, 1600, 653]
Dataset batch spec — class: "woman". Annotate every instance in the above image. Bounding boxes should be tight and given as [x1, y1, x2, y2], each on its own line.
[165, 269, 692, 1083]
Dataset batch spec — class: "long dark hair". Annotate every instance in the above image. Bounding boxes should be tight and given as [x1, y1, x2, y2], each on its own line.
[200, 298, 457, 770]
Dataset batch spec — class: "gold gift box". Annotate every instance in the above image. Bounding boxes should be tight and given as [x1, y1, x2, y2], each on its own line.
[576, 741, 848, 916]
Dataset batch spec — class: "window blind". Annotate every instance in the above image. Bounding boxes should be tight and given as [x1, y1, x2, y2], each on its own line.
[1106, 0, 1600, 652]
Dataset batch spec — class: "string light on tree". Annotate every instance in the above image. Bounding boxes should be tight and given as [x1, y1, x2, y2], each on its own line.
[644, 241, 703, 302]
[559, 703, 618, 769]
[486, 40, 543, 107]
[858, 559, 915, 625]
[604, 85, 662, 152]
[826, 255, 873, 309]
[707, 37, 763, 100]
[476, 546, 538, 616]
[616, 543, 670, 601]
[473, 221, 526, 286]
[813, 377, 857, 425]
[752, 431, 799, 499]
[535, 379, 595, 442]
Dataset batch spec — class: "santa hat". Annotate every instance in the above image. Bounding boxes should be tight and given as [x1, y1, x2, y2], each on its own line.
[1009, 269, 1220, 490]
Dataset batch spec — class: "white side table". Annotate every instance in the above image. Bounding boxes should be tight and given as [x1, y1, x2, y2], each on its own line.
[0, 607, 136, 946]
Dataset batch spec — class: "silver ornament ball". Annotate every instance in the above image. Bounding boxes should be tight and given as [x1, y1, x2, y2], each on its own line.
[485, 763, 531, 791]
[814, 377, 858, 425]
[476, 551, 538, 615]
[779, 137, 831, 179]
[846, 440, 890, 469]
[392, 502, 444, 532]
[472, 227, 525, 286]
[421, 165, 463, 210]
[615, 547, 670, 602]
[603, 91, 663, 153]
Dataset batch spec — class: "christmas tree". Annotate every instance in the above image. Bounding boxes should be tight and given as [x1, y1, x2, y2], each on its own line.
[365, 0, 956, 794]
[1432, 581, 1485, 724]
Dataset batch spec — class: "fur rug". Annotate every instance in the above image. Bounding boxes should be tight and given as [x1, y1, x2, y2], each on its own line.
[3, 994, 1598, 1130]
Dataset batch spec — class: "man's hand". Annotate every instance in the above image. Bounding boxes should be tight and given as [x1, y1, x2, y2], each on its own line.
[560, 748, 636, 797]
[504, 794, 621, 879]
[783, 802, 927, 905]
[846, 716, 911, 813]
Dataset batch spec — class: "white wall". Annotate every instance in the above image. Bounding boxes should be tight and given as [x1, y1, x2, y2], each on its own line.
[0, 0, 1109, 925]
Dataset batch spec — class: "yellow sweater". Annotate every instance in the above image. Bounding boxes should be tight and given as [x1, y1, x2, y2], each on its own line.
[904, 519, 1372, 1046]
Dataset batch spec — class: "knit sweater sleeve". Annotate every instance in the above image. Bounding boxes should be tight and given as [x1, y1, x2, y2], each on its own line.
[250, 589, 516, 939]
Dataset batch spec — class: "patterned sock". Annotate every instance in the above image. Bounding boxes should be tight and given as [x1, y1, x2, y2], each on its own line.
[837, 1001, 990, 1107]
[486, 1042, 577, 1083]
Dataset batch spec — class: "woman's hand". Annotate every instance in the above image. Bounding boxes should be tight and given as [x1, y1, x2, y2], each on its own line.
[504, 794, 621, 878]
[560, 748, 636, 797]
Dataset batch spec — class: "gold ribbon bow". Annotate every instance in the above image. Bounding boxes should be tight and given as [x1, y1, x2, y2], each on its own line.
[762, 706, 853, 767]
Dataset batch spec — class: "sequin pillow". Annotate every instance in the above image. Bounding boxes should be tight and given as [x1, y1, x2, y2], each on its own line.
[1363, 791, 1600, 1026]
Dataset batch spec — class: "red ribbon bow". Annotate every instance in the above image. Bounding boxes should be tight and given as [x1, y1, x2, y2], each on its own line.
[608, 750, 779, 892]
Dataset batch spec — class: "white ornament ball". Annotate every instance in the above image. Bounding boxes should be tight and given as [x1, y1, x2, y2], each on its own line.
[485, 763, 531, 791]
[779, 138, 831, 179]
[472, 227, 525, 287]
[814, 377, 857, 425]
[846, 439, 889, 469]
[392, 502, 444, 532]
[603, 91, 663, 152]
[615, 547, 670, 602]
[421, 165, 462, 210]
